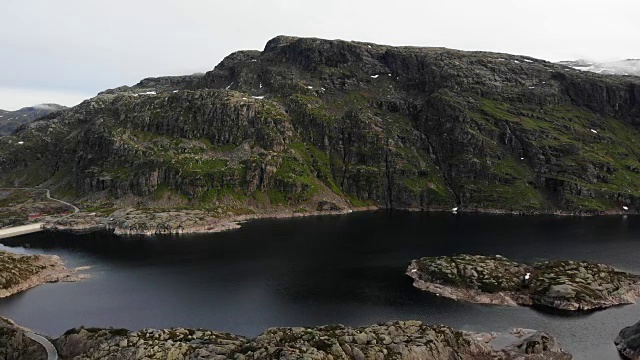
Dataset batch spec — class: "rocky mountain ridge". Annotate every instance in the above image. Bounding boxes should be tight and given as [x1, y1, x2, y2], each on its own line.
[2, 36, 640, 216]
[0, 103, 67, 136]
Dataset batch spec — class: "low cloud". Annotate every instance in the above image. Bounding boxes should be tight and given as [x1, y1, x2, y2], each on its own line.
[0, 87, 94, 111]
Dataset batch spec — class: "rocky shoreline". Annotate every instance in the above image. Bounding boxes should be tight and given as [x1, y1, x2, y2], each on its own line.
[0, 318, 572, 360]
[0, 250, 89, 298]
[45, 206, 378, 236]
[616, 320, 640, 360]
[407, 254, 640, 311]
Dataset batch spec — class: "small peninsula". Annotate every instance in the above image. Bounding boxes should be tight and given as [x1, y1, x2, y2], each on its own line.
[0, 250, 88, 298]
[407, 254, 640, 311]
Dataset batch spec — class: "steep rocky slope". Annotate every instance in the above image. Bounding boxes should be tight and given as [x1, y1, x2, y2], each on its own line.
[0, 104, 67, 136]
[2, 36, 640, 215]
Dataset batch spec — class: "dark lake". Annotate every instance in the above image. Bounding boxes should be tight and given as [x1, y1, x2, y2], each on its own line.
[1, 211, 638, 359]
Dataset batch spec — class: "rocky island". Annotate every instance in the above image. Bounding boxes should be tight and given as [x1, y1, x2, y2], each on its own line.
[0, 318, 571, 360]
[407, 254, 640, 311]
[616, 320, 640, 360]
[0, 250, 88, 298]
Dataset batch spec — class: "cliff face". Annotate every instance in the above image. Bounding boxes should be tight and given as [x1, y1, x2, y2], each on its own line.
[2, 36, 640, 213]
[0, 104, 67, 136]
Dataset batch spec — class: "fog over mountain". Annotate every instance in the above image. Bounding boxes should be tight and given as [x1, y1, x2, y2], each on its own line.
[558, 59, 640, 77]
[0, 104, 67, 136]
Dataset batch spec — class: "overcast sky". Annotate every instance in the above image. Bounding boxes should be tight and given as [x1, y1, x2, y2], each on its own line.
[2, 0, 639, 110]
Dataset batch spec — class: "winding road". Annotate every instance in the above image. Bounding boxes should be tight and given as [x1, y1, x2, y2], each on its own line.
[25, 332, 58, 360]
[0, 187, 79, 239]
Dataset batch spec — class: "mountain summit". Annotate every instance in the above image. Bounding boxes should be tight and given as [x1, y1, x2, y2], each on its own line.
[1, 36, 640, 215]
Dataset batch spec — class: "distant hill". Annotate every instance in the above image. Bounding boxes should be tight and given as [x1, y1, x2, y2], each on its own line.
[557, 59, 640, 77]
[0, 104, 67, 136]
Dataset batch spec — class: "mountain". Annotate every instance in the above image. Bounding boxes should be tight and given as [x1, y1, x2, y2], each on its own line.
[558, 59, 640, 77]
[0, 104, 67, 136]
[1, 36, 640, 215]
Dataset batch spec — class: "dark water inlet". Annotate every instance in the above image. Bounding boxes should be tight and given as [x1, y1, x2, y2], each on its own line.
[1, 211, 638, 360]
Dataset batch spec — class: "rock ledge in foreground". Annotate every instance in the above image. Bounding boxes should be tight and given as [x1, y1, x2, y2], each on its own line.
[1, 319, 572, 359]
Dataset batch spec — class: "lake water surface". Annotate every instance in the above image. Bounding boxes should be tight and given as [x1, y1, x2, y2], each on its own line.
[1, 211, 638, 360]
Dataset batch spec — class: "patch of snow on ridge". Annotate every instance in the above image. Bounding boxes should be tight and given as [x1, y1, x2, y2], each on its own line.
[252, 96, 265, 100]
[371, 75, 379, 79]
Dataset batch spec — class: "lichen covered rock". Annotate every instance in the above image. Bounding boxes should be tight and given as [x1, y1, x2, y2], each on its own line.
[408, 254, 640, 311]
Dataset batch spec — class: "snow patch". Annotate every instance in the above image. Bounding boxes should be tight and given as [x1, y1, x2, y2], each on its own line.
[172, 90, 179, 93]
[590, 129, 598, 134]
[513, 60, 520, 63]
[17, 141, 24, 145]
[226, 82, 234, 90]
[307, 86, 313, 89]
[523, 59, 533, 63]
[371, 75, 379, 79]
[623, 206, 629, 211]
[252, 96, 265, 100]
[139, 91, 156, 95]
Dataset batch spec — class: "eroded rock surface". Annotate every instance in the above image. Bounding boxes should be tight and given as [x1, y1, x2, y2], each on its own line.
[408, 254, 640, 311]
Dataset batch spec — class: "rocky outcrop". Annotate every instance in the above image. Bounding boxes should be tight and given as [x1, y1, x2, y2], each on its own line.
[408, 254, 640, 311]
[0, 103, 67, 136]
[2, 36, 640, 214]
[0, 318, 47, 360]
[0, 319, 571, 359]
[616, 320, 640, 360]
[0, 250, 89, 298]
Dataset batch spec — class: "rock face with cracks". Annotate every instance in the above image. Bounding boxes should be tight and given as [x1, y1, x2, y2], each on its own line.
[408, 254, 640, 311]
